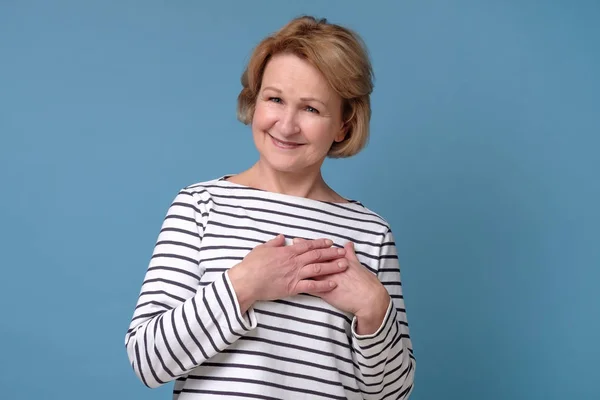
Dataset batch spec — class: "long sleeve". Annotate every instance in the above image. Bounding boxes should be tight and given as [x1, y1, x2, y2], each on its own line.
[124, 189, 257, 388]
[350, 229, 416, 399]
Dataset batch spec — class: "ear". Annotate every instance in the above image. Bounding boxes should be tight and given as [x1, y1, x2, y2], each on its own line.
[334, 123, 349, 143]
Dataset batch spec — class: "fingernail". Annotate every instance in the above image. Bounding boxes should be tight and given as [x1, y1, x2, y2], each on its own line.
[338, 261, 346, 269]
[329, 281, 336, 288]
[325, 239, 333, 246]
[338, 249, 345, 255]
[293, 238, 300, 244]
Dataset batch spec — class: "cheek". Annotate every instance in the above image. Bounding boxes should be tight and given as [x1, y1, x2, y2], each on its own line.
[252, 102, 278, 130]
[302, 119, 338, 145]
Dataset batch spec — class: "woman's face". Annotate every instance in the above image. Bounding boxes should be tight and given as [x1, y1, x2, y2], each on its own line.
[251, 53, 346, 174]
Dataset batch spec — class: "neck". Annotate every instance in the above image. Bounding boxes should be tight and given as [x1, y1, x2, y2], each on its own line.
[246, 159, 332, 201]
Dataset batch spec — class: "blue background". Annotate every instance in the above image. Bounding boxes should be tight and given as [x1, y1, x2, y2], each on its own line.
[1, 1, 598, 399]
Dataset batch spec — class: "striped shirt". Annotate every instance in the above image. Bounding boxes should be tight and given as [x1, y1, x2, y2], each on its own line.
[125, 176, 416, 399]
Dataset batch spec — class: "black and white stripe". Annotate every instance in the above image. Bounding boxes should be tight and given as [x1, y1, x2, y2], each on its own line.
[125, 177, 415, 399]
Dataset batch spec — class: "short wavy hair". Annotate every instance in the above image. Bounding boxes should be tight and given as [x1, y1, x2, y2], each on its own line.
[237, 16, 374, 158]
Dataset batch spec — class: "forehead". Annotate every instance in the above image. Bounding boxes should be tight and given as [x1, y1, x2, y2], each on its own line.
[261, 53, 334, 98]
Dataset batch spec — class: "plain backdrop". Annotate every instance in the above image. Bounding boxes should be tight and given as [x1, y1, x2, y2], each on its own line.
[1, 1, 598, 399]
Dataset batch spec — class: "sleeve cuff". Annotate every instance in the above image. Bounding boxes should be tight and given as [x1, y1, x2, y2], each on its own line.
[351, 297, 395, 350]
[222, 271, 257, 331]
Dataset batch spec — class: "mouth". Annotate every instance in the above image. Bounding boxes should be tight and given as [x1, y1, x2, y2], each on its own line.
[269, 134, 304, 149]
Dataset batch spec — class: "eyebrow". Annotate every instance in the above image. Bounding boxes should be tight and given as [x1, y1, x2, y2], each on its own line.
[262, 86, 327, 106]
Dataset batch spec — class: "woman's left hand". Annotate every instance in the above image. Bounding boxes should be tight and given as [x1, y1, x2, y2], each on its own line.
[293, 239, 391, 335]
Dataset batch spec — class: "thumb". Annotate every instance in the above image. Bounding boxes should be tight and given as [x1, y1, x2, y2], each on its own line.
[264, 234, 286, 247]
[344, 241, 360, 262]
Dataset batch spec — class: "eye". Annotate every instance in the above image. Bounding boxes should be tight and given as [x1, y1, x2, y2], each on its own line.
[268, 97, 282, 103]
[305, 106, 319, 114]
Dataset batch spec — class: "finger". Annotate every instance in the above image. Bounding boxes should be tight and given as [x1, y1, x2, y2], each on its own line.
[293, 279, 337, 295]
[264, 234, 286, 247]
[298, 259, 348, 280]
[296, 246, 346, 266]
[344, 241, 360, 262]
[289, 238, 333, 255]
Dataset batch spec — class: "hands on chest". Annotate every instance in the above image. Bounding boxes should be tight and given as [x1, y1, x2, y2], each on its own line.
[227, 234, 390, 335]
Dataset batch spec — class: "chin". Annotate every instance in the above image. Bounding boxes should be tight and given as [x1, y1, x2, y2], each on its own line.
[261, 154, 305, 174]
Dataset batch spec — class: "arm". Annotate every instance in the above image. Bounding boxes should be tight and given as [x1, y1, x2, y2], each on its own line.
[124, 189, 257, 388]
[351, 230, 416, 399]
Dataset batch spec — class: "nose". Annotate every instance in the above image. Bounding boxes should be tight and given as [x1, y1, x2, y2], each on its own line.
[277, 107, 300, 137]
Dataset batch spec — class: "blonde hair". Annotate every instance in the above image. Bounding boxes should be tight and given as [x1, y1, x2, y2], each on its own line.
[237, 16, 374, 158]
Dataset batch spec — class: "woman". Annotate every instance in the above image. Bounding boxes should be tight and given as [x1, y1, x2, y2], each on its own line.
[125, 15, 415, 399]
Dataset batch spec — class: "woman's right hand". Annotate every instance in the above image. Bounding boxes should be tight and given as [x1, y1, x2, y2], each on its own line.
[227, 234, 348, 313]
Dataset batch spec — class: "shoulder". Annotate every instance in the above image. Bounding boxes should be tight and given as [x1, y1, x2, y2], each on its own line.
[329, 199, 393, 235]
[181, 175, 224, 192]
[176, 175, 232, 199]
[163, 176, 228, 212]
[358, 204, 391, 230]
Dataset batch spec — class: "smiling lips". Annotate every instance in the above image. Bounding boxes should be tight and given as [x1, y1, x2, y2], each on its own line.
[269, 134, 304, 150]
